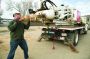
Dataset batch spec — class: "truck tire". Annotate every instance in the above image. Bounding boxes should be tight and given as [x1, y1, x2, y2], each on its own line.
[83, 24, 88, 34]
[73, 31, 79, 46]
[67, 31, 79, 46]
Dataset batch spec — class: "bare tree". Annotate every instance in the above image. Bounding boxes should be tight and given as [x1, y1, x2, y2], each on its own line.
[0, 0, 3, 23]
[6, 0, 32, 16]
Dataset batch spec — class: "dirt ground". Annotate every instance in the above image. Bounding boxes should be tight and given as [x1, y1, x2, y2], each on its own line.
[0, 26, 90, 59]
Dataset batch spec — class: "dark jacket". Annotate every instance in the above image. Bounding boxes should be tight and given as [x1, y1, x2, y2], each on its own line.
[8, 20, 30, 40]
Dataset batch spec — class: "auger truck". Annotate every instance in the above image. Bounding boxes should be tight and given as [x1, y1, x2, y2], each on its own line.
[29, 0, 88, 48]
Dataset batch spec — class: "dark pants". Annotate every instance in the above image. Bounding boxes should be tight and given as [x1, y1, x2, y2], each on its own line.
[7, 39, 29, 59]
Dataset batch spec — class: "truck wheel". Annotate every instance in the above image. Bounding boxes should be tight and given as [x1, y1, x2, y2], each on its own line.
[73, 31, 79, 46]
[83, 24, 88, 34]
[67, 31, 79, 46]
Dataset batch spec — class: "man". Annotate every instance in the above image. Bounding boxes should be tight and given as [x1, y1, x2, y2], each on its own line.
[7, 13, 30, 59]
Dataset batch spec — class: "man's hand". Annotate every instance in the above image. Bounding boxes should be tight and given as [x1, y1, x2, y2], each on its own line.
[19, 17, 24, 21]
[29, 14, 36, 21]
[19, 16, 30, 21]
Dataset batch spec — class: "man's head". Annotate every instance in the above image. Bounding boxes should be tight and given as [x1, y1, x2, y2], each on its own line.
[13, 13, 21, 20]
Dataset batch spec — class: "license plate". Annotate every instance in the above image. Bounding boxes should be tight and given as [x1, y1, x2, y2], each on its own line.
[60, 37, 65, 40]
[61, 33, 67, 36]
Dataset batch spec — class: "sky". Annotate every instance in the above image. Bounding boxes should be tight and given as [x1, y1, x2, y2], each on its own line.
[1, 0, 90, 19]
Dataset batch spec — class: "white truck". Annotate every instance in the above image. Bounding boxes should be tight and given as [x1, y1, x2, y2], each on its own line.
[35, 4, 88, 46]
[29, 0, 89, 52]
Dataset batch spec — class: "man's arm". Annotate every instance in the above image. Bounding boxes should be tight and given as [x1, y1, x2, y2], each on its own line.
[24, 21, 30, 29]
[8, 21, 17, 32]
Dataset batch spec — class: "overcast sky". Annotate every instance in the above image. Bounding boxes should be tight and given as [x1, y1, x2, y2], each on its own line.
[1, 0, 90, 19]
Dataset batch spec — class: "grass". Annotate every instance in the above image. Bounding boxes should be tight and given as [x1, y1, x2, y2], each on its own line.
[0, 27, 9, 33]
[0, 30, 9, 32]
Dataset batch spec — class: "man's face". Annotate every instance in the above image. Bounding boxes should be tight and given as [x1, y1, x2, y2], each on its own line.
[14, 14, 21, 20]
